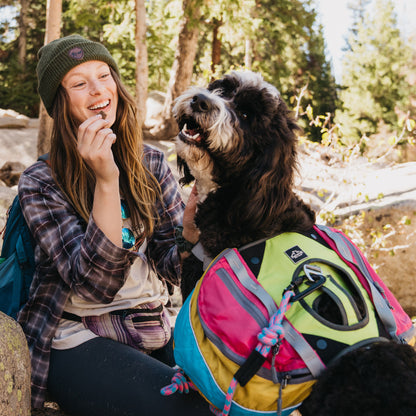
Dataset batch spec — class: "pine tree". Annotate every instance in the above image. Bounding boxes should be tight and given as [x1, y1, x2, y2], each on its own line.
[335, 0, 414, 146]
[0, 1, 46, 117]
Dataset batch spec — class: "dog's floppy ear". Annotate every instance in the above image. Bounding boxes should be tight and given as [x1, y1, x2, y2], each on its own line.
[229, 100, 314, 235]
[177, 155, 195, 186]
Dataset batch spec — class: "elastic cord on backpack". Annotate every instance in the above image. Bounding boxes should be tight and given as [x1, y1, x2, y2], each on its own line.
[216, 290, 296, 416]
[160, 290, 295, 416]
[160, 368, 197, 396]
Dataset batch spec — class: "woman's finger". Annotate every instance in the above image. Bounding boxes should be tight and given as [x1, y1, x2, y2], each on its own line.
[96, 130, 117, 152]
[80, 128, 116, 162]
[78, 114, 110, 147]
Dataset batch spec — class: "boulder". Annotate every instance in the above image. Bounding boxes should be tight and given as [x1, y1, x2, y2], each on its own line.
[0, 312, 31, 416]
[0, 109, 30, 129]
[144, 91, 166, 129]
[0, 161, 26, 187]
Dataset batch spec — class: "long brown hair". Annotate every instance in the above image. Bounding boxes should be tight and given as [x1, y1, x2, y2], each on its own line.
[50, 67, 161, 238]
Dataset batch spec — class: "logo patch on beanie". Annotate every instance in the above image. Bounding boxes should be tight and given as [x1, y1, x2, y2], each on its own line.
[68, 47, 84, 60]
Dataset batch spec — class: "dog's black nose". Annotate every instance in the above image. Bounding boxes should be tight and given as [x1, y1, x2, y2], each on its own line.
[191, 94, 212, 112]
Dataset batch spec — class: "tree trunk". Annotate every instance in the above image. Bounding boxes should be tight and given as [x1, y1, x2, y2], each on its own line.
[17, 0, 28, 70]
[145, 0, 200, 141]
[244, 37, 252, 70]
[211, 18, 222, 78]
[37, 0, 62, 157]
[135, 0, 148, 127]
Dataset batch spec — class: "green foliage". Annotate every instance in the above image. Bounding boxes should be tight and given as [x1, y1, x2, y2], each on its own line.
[0, 48, 39, 115]
[335, 0, 415, 147]
[3, 0, 414, 159]
[191, 0, 338, 140]
[191, 0, 258, 83]
[62, 0, 137, 93]
[146, 0, 181, 91]
[0, 1, 45, 117]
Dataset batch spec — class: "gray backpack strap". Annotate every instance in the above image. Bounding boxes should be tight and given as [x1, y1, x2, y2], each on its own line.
[316, 225, 399, 342]
[282, 320, 326, 378]
[224, 249, 277, 318]
[224, 249, 325, 378]
[191, 242, 213, 270]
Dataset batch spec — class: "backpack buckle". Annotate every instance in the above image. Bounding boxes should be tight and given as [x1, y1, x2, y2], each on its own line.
[304, 264, 324, 282]
[290, 264, 326, 302]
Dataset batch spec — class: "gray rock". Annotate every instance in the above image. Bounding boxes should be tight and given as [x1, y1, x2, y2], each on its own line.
[0, 161, 26, 187]
[0, 109, 30, 129]
[0, 312, 31, 416]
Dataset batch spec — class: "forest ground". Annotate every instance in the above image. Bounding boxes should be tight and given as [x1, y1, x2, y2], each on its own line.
[0, 117, 415, 415]
[1, 120, 415, 316]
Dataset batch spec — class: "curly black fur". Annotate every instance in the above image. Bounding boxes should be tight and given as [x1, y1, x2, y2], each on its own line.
[300, 342, 416, 416]
[174, 72, 416, 415]
[173, 71, 315, 299]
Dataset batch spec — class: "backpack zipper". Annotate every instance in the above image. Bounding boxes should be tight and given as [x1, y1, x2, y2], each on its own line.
[277, 372, 291, 415]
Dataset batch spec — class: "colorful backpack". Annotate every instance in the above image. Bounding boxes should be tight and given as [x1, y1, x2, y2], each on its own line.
[161, 224, 416, 416]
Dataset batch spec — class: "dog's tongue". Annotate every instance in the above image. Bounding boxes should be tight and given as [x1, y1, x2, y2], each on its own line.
[182, 124, 201, 142]
[187, 128, 198, 136]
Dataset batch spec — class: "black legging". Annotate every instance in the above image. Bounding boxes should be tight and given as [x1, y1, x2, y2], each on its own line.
[47, 337, 213, 416]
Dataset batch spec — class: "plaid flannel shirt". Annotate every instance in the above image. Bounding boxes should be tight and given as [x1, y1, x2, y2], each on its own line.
[17, 144, 184, 408]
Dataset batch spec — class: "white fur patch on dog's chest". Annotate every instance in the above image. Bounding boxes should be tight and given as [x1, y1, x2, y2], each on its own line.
[195, 176, 217, 202]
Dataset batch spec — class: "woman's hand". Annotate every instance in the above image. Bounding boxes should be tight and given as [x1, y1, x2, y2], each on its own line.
[182, 184, 200, 246]
[77, 113, 119, 183]
[77, 113, 122, 247]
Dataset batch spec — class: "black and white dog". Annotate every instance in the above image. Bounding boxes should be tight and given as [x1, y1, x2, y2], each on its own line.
[173, 71, 315, 299]
[173, 71, 416, 415]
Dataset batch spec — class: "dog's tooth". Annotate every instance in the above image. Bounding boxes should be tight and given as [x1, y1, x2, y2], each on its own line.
[180, 122, 201, 141]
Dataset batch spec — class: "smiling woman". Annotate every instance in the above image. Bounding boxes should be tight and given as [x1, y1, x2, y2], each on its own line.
[36, 36, 120, 119]
[16, 34, 206, 416]
[61, 60, 118, 125]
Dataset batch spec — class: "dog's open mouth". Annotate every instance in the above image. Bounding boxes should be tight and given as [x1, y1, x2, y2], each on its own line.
[178, 118, 206, 146]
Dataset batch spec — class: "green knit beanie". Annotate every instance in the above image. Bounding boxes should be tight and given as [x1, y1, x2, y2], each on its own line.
[37, 34, 120, 117]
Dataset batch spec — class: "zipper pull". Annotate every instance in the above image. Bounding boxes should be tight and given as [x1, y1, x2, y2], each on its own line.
[271, 344, 280, 384]
[277, 373, 291, 415]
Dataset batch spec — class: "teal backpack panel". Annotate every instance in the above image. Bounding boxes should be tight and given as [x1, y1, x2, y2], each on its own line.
[0, 195, 36, 319]
[0, 155, 49, 319]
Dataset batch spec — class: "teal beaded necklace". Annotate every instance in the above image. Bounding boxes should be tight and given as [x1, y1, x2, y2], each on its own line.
[121, 199, 137, 250]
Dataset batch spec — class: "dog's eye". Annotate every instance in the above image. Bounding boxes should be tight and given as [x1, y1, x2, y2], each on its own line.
[237, 111, 248, 120]
[219, 88, 236, 99]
